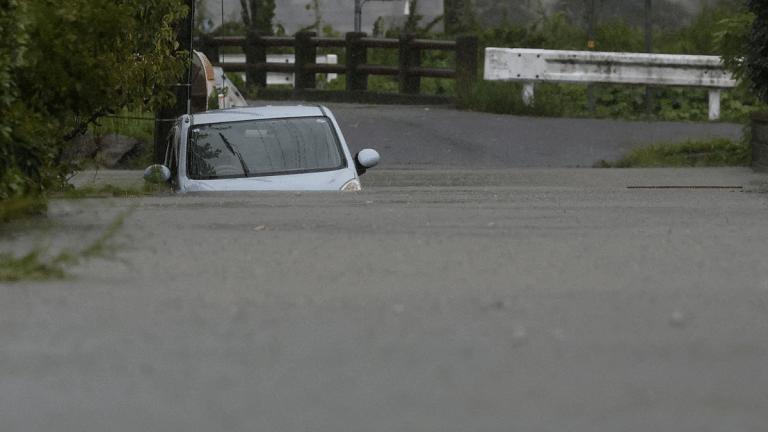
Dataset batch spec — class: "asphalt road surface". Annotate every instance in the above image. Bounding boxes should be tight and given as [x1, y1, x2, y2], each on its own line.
[1, 106, 767, 432]
[323, 103, 744, 168]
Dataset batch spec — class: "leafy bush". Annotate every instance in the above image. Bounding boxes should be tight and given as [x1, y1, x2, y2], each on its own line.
[0, 0, 189, 202]
[658, 2, 744, 55]
[594, 20, 644, 52]
[744, 0, 768, 102]
[536, 12, 587, 50]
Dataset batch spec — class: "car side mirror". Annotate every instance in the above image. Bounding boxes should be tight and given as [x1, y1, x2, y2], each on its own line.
[354, 149, 380, 176]
[143, 164, 172, 183]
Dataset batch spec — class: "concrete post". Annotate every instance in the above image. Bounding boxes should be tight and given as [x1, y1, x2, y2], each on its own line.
[522, 83, 534, 105]
[708, 89, 721, 121]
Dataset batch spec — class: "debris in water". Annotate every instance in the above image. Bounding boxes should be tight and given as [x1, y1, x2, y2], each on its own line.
[669, 310, 686, 327]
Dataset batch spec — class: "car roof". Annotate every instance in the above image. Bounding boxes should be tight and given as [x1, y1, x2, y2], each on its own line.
[189, 105, 328, 125]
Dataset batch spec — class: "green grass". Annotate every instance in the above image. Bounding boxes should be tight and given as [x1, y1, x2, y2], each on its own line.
[593, 136, 752, 168]
[0, 195, 47, 224]
[89, 108, 154, 141]
[455, 80, 570, 117]
[0, 249, 69, 281]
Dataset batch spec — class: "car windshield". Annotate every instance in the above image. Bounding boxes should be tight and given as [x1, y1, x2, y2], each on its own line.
[186, 117, 344, 179]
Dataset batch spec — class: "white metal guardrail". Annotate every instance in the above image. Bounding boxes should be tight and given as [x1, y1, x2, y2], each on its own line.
[218, 53, 338, 86]
[484, 48, 737, 120]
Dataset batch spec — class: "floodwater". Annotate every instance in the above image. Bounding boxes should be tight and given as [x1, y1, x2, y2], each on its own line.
[2, 167, 767, 431]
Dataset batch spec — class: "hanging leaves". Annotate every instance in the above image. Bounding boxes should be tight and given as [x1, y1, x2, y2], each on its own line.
[0, 0, 190, 199]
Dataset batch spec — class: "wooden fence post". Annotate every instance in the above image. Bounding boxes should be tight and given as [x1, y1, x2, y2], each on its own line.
[295, 31, 316, 90]
[346, 32, 368, 91]
[399, 34, 420, 94]
[245, 29, 267, 89]
[455, 35, 478, 91]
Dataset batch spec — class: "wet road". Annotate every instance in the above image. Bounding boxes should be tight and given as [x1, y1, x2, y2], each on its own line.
[2, 167, 768, 431]
[323, 103, 744, 168]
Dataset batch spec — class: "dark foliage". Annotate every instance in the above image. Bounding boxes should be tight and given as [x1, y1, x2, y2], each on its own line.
[745, 0, 768, 102]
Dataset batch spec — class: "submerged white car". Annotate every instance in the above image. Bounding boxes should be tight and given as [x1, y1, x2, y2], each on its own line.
[144, 105, 379, 192]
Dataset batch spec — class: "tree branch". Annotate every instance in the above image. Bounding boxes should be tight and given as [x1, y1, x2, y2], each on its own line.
[64, 107, 114, 142]
[239, 0, 251, 27]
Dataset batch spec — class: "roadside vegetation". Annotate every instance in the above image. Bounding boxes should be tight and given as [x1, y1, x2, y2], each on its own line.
[0, 178, 170, 282]
[1, 0, 188, 280]
[1, 0, 188, 203]
[593, 135, 752, 168]
[86, 108, 157, 170]
[0, 204, 137, 282]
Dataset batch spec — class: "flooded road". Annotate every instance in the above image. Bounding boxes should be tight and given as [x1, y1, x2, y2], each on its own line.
[2, 167, 768, 431]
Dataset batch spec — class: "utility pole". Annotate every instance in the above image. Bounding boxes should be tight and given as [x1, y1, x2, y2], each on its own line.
[645, 0, 653, 119]
[587, 0, 595, 116]
[355, 0, 363, 32]
[154, 0, 195, 163]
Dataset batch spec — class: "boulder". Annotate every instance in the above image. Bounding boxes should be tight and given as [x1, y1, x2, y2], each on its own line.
[95, 133, 141, 168]
[61, 132, 98, 165]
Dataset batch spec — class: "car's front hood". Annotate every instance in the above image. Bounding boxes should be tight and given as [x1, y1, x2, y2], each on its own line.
[179, 168, 360, 192]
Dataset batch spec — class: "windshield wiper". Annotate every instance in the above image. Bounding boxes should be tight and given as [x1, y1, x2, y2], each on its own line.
[219, 133, 250, 177]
